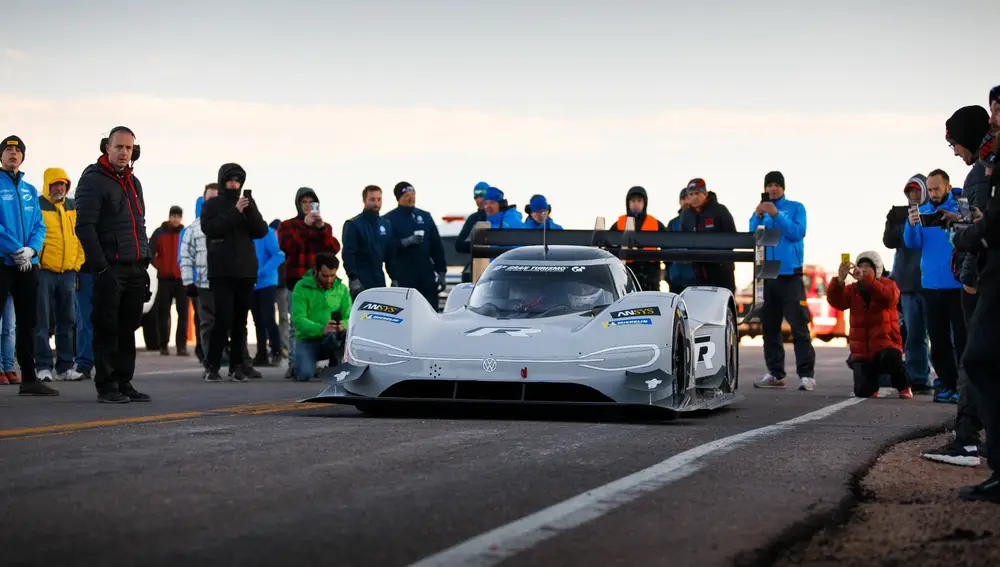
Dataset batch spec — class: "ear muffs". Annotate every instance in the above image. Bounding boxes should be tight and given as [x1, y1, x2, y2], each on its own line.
[100, 126, 141, 162]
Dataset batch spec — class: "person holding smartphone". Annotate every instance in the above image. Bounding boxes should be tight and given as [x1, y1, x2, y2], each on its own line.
[290, 252, 351, 381]
[199, 163, 269, 382]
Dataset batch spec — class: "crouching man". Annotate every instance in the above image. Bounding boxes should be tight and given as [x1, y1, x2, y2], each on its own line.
[827, 251, 912, 399]
[291, 252, 352, 381]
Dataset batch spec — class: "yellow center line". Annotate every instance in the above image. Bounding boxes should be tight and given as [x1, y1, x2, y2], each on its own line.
[0, 401, 333, 439]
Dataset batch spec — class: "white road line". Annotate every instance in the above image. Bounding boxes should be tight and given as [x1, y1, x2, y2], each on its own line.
[407, 397, 866, 567]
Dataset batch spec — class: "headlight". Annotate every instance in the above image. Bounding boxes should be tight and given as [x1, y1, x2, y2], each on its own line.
[576, 344, 660, 372]
[347, 336, 409, 366]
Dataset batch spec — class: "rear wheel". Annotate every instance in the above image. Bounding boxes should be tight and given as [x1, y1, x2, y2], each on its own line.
[671, 313, 689, 395]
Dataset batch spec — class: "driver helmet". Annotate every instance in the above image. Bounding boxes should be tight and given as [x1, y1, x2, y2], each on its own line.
[566, 280, 605, 309]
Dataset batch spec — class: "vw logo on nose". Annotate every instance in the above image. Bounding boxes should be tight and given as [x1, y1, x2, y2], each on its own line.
[482, 357, 498, 373]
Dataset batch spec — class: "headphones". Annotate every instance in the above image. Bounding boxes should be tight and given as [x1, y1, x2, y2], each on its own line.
[100, 126, 141, 162]
[524, 194, 552, 216]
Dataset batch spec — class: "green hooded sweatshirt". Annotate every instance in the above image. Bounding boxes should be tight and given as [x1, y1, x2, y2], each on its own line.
[291, 270, 353, 341]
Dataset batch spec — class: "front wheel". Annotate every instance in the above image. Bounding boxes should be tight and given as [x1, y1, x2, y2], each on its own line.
[723, 306, 739, 393]
[671, 313, 689, 396]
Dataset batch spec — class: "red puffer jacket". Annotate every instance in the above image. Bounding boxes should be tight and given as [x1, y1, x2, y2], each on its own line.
[827, 273, 902, 361]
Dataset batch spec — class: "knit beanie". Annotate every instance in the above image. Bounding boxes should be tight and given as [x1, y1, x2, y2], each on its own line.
[473, 181, 489, 198]
[483, 187, 504, 203]
[764, 171, 784, 188]
[529, 194, 549, 213]
[855, 250, 884, 279]
[2, 135, 25, 159]
[393, 181, 415, 200]
[945, 105, 990, 151]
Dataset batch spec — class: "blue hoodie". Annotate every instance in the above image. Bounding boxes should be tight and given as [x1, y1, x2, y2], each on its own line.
[0, 170, 46, 266]
[254, 226, 285, 290]
[903, 190, 962, 290]
[748, 195, 807, 275]
[488, 207, 524, 229]
[522, 217, 562, 230]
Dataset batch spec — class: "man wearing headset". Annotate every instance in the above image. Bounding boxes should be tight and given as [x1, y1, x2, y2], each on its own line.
[75, 126, 153, 404]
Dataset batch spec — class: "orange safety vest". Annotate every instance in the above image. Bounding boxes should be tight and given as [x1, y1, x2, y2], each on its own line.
[615, 214, 660, 262]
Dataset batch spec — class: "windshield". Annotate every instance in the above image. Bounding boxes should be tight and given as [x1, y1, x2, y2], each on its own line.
[468, 263, 618, 319]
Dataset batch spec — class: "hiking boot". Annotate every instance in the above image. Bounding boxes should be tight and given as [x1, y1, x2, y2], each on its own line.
[921, 440, 981, 467]
[202, 370, 224, 383]
[97, 391, 130, 404]
[959, 474, 1000, 503]
[19, 380, 59, 396]
[753, 374, 786, 389]
[120, 386, 151, 402]
[5, 371, 20, 384]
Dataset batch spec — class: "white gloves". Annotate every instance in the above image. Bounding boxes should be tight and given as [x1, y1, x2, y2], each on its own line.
[13, 247, 34, 271]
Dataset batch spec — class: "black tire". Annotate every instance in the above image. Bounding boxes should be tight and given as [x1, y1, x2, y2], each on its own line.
[671, 312, 688, 395]
[724, 306, 739, 393]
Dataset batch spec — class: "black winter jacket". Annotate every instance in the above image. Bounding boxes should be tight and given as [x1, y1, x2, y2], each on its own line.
[199, 164, 268, 279]
[679, 192, 737, 292]
[74, 155, 150, 272]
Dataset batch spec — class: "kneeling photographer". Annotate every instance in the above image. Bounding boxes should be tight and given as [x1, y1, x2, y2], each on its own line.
[291, 252, 352, 381]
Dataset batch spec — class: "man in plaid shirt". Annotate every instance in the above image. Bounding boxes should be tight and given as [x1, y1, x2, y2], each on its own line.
[277, 187, 340, 378]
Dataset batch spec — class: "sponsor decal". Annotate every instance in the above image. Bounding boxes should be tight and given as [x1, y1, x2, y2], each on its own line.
[495, 264, 568, 272]
[571, 266, 586, 272]
[379, 225, 387, 235]
[610, 306, 661, 319]
[695, 335, 716, 369]
[645, 378, 662, 390]
[603, 317, 653, 327]
[483, 357, 498, 372]
[361, 313, 403, 324]
[465, 327, 541, 337]
[360, 301, 404, 315]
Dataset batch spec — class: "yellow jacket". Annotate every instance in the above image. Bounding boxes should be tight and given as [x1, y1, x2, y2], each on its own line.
[39, 168, 85, 273]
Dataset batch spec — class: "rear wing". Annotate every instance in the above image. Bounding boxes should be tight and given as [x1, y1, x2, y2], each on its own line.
[468, 216, 781, 323]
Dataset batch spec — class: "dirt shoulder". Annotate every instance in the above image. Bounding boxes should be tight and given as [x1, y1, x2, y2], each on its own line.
[773, 433, 1000, 567]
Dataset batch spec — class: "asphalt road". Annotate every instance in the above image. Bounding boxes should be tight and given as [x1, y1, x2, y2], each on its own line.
[0, 340, 953, 567]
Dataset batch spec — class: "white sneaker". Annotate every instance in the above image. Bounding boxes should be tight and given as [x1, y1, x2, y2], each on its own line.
[57, 369, 84, 381]
[38, 369, 53, 382]
[798, 377, 816, 391]
[753, 374, 787, 389]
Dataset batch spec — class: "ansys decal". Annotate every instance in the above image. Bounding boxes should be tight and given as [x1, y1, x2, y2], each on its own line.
[359, 301, 404, 315]
[610, 306, 662, 319]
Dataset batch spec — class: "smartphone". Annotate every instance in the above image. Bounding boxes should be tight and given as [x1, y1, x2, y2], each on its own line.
[311, 202, 320, 213]
[760, 192, 771, 203]
[957, 197, 972, 221]
[841, 253, 851, 264]
[331, 311, 341, 323]
[919, 213, 944, 227]
[242, 189, 252, 199]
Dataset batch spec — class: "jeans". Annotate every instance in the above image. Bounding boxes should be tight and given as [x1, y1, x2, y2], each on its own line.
[35, 270, 77, 374]
[91, 263, 148, 393]
[899, 292, 931, 386]
[294, 334, 344, 381]
[75, 272, 94, 371]
[205, 277, 255, 372]
[1, 295, 14, 372]
[250, 286, 280, 360]
[0, 265, 40, 383]
[761, 275, 816, 379]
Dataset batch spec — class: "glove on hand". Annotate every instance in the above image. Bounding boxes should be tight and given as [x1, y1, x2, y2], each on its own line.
[401, 234, 424, 247]
[13, 247, 34, 263]
[186, 284, 199, 298]
[17, 260, 32, 272]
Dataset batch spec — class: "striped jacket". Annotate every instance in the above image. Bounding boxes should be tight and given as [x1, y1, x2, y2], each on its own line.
[179, 216, 209, 289]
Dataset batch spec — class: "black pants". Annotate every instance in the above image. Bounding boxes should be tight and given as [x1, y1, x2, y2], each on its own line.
[955, 289, 983, 445]
[192, 296, 203, 361]
[922, 288, 966, 392]
[154, 278, 189, 350]
[761, 275, 816, 379]
[206, 277, 255, 371]
[250, 285, 280, 360]
[0, 265, 39, 383]
[962, 264, 1000, 472]
[851, 348, 909, 397]
[91, 263, 149, 394]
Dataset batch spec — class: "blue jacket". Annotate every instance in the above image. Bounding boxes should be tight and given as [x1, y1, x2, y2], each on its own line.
[253, 226, 285, 290]
[342, 210, 395, 290]
[488, 206, 524, 229]
[903, 193, 962, 290]
[522, 217, 562, 230]
[748, 196, 806, 275]
[666, 214, 697, 289]
[383, 205, 446, 286]
[0, 170, 46, 267]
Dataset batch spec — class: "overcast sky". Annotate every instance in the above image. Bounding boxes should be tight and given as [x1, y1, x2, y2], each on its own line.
[5, 0, 995, 285]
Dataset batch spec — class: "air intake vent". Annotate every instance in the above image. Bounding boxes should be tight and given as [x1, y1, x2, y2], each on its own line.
[380, 380, 613, 403]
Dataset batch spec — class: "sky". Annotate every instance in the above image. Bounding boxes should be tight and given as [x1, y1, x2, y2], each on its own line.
[4, 0, 995, 287]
